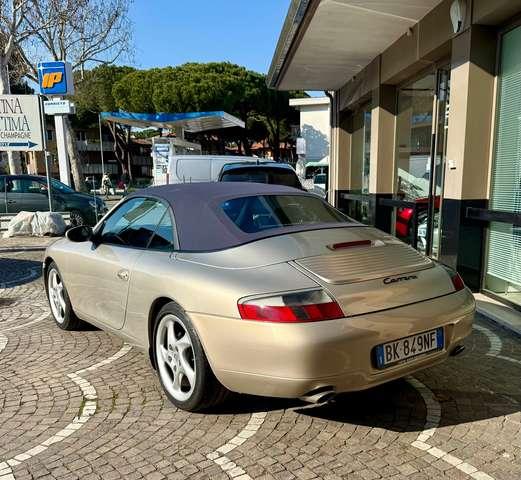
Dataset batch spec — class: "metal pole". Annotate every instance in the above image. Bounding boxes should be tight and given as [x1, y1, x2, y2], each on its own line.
[45, 152, 52, 212]
[39, 95, 52, 213]
[98, 113, 105, 176]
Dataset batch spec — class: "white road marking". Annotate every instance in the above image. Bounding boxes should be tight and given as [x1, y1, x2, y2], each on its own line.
[407, 378, 494, 480]
[474, 324, 521, 366]
[474, 324, 502, 355]
[0, 343, 132, 480]
[206, 411, 267, 479]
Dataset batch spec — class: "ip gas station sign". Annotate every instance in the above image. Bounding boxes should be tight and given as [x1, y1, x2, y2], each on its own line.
[37, 61, 75, 96]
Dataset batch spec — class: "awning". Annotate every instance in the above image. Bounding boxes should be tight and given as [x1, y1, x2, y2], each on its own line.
[100, 111, 245, 132]
[268, 0, 443, 91]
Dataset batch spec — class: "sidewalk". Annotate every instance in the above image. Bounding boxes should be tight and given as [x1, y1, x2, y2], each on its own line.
[475, 293, 521, 337]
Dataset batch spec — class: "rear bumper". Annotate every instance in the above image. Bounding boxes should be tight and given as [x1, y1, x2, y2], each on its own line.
[191, 289, 475, 398]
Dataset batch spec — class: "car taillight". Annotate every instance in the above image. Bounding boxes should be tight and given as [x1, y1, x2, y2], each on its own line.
[238, 290, 344, 323]
[451, 272, 465, 291]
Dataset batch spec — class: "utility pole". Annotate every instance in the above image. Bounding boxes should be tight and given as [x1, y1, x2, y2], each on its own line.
[54, 109, 71, 186]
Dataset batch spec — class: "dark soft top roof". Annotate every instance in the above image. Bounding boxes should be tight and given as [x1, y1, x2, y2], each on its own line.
[129, 182, 354, 251]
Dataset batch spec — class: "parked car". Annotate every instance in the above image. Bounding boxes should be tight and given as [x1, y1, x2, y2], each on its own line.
[0, 174, 106, 226]
[43, 182, 474, 412]
[218, 162, 303, 189]
[310, 173, 327, 198]
[159, 155, 272, 185]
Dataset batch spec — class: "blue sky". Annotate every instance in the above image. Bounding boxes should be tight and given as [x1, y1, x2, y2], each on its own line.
[128, 0, 292, 74]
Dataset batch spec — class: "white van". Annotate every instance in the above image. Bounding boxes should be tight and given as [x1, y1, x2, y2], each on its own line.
[165, 155, 271, 184]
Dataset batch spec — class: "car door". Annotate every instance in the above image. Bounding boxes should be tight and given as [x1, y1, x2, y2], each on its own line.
[22, 178, 51, 211]
[65, 196, 169, 330]
[5, 176, 26, 213]
[124, 208, 177, 342]
[0, 176, 6, 213]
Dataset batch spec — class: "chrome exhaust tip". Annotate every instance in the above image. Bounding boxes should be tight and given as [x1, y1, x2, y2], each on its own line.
[300, 387, 336, 405]
[450, 345, 465, 357]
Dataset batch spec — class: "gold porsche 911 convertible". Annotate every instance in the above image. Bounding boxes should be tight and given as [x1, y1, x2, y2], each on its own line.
[44, 183, 475, 411]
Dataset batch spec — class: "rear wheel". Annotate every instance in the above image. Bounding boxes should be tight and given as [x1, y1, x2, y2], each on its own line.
[46, 262, 84, 330]
[153, 303, 228, 411]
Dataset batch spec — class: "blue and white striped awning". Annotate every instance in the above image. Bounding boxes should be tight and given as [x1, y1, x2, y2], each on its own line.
[100, 111, 245, 132]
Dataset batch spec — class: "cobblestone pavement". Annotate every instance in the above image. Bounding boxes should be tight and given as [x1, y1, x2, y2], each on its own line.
[0, 237, 520, 480]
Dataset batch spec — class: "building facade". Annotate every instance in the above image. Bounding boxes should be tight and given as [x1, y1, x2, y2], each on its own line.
[289, 96, 331, 163]
[25, 126, 153, 186]
[269, 0, 521, 309]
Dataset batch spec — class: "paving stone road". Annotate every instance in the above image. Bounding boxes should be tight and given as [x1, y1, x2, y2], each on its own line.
[0, 237, 520, 480]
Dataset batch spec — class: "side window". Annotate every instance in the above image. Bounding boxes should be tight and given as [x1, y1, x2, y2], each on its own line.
[148, 211, 175, 250]
[100, 197, 167, 248]
[7, 178, 24, 193]
[26, 180, 48, 194]
[0, 177, 5, 193]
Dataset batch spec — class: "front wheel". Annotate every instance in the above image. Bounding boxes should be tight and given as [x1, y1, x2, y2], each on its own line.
[46, 262, 84, 330]
[153, 303, 228, 411]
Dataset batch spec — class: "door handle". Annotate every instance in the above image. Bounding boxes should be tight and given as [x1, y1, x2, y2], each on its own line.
[117, 269, 129, 281]
[7, 200, 15, 204]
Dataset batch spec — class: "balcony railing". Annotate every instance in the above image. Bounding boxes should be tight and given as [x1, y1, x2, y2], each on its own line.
[76, 139, 115, 152]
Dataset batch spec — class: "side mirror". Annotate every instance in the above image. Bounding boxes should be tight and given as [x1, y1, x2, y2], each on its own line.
[66, 225, 93, 242]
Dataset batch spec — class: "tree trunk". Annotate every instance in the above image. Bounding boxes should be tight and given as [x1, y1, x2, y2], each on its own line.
[0, 58, 22, 174]
[274, 120, 281, 162]
[63, 116, 86, 191]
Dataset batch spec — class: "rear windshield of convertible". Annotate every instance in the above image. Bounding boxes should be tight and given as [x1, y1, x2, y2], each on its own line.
[221, 195, 349, 234]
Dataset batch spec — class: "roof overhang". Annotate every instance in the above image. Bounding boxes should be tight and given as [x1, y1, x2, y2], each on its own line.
[100, 111, 245, 132]
[289, 96, 330, 109]
[268, 0, 443, 91]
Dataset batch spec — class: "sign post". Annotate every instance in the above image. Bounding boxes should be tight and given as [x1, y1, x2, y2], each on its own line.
[37, 61, 75, 187]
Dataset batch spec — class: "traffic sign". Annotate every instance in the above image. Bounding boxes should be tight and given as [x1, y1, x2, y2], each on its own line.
[0, 95, 44, 151]
[44, 99, 76, 115]
[37, 61, 75, 96]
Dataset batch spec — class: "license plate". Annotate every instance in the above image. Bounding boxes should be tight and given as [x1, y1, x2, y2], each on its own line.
[375, 328, 444, 369]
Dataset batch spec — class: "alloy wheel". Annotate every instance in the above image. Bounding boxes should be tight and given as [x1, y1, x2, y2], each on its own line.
[48, 268, 66, 324]
[70, 211, 84, 226]
[155, 314, 196, 402]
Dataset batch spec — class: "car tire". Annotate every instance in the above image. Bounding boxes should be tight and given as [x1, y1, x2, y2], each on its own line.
[153, 302, 228, 412]
[46, 261, 85, 330]
[70, 210, 85, 227]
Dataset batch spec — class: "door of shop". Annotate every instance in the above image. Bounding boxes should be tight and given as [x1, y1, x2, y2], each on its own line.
[390, 67, 450, 259]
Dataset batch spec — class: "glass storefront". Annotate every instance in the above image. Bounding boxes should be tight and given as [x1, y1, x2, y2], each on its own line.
[349, 104, 372, 224]
[393, 69, 450, 257]
[484, 26, 521, 307]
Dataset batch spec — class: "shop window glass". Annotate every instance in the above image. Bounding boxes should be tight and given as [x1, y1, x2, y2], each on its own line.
[485, 26, 521, 306]
[395, 73, 436, 201]
[351, 105, 371, 194]
[349, 105, 372, 224]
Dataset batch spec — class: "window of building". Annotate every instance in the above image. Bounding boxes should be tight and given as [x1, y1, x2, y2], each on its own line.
[350, 104, 372, 194]
[395, 73, 436, 201]
[76, 131, 87, 141]
[484, 25, 521, 307]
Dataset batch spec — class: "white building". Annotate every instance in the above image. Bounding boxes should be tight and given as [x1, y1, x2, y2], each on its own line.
[289, 96, 330, 163]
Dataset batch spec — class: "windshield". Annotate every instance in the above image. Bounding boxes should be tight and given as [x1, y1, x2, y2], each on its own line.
[50, 178, 75, 193]
[221, 167, 302, 189]
[221, 194, 350, 234]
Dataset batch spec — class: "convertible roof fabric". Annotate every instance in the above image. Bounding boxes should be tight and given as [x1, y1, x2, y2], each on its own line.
[129, 182, 355, 252]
